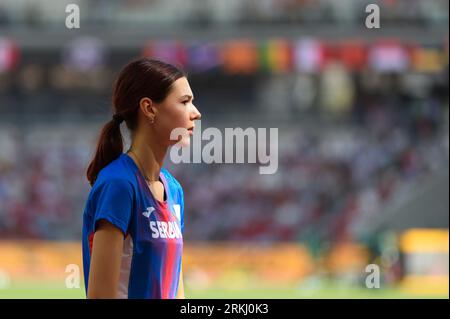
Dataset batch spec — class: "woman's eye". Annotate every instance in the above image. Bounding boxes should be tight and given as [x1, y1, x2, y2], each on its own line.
[182, 100, 189, 105]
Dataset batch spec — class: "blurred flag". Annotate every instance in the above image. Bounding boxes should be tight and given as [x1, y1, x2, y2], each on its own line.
[186, 42, 221, 73]
[0, 38, 19, 73]
[293, 39, 324, 73]
[143, 40, 187, 68]
[259, 39, 292, 73]
[411, 45, 446, 73]
[221, 40, 258, 74]
[369, 40, 409, 72]
[337, 40, 368, 71]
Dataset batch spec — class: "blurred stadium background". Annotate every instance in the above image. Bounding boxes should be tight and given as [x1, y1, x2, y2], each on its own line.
[0, 0, 448, 298]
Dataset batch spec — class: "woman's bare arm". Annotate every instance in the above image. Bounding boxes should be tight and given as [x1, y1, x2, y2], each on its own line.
[87, 219, 124, 299]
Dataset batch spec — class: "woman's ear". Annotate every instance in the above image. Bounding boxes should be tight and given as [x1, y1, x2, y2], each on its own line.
[139, 97, 156, 123]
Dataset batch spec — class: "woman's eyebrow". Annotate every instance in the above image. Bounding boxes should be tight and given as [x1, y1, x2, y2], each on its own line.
[180, 94, 194, 100]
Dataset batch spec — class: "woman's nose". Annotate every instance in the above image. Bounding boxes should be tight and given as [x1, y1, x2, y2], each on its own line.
[192, 104, 201, 120]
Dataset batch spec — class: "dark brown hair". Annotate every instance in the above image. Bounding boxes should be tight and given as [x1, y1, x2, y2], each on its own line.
[86, 58, 185, 186]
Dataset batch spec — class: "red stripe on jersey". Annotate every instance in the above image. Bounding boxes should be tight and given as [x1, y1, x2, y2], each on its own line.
[88, 232, 94, 255]
[158, 202, 177, 298]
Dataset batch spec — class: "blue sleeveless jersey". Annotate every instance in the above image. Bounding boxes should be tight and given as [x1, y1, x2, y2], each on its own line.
[82, 153, 184, 299]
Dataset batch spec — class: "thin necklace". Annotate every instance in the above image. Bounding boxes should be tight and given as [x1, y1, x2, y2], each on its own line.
[128, 149, 165, 202]
[128, 149, 151, 182]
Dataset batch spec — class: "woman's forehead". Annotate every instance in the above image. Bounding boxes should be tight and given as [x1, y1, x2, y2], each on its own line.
[171, 77, 192, 96]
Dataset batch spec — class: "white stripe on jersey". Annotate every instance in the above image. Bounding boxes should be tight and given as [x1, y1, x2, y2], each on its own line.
[117, 235, 133, 299]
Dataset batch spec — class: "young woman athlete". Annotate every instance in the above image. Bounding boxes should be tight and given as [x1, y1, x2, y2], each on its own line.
[82, 58, 201, 299]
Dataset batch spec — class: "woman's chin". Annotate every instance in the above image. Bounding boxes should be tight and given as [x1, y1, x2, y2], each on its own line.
[173, 135, 191, 147]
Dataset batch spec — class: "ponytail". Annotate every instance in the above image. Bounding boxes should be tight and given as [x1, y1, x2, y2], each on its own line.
[86, 118, 123, 186]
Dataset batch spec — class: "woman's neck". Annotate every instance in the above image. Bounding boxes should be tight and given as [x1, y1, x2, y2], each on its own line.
[129, 134, 167, 182]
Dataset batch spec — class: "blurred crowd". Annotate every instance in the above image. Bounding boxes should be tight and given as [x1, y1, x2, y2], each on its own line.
[182, 128, 448, 243]
[0, 126, 94, 239]
[0, 65, 448, 241]
[0, 0, 448, 242]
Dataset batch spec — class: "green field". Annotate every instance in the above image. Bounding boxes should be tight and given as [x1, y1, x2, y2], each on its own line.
[0, 281, 447, 299]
